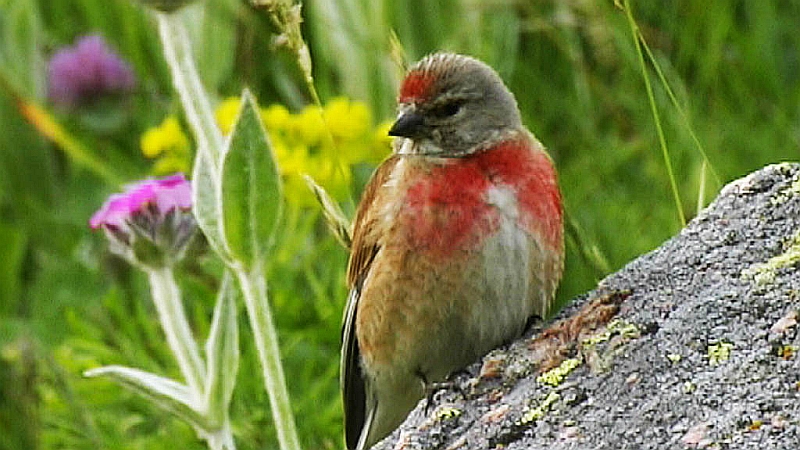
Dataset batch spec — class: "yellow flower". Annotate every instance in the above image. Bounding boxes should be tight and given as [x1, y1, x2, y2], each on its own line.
[367, 119, 394, 163]
[275, 144, 310, 176]
[323, 97, 371, 141]
[215, 96, 241, 135]
[153, 154, 190, 174]
[140, 128, 164, 158]
[283, 155, 352, 207]
[213, 96, 394, 206]
[292, 106, 326, 147]
[261, 104, 291, 131]
[140, 116, 192, 175]
[373, 120, 394, 149]
[140, 116, 189, 158]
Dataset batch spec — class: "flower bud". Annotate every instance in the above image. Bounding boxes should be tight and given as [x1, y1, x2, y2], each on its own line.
[91, 174, 196, 268]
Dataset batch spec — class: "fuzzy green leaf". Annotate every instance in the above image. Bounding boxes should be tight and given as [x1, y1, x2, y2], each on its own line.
[192, 150, 230, 261]
[204, 271, 239, 427]
[220, 89, 282, 266]
[84, 365, 210, 430]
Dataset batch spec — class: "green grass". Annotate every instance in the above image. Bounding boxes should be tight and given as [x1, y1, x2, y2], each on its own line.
[1, 0, 799, 448]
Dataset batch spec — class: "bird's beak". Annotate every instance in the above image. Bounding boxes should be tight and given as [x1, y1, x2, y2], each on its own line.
[388, 110, 425, 138]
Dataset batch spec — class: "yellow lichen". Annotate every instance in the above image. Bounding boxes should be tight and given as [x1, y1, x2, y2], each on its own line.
[707, 341, 733, 366]
[608, 319, 640, 339]
[770, 173, 800, 206]
[777, 344, 796, 360]
[519, 391, 560, 424]
[747, 419, 763, 431]
[742, 229, 800, 287]
[536, 357, 582, 387]
[434, 406, 462, 421]
[582, 319, 640, 347]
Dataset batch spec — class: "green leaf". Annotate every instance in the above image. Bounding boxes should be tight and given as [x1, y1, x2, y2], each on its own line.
[192, 150, 230, 261]
[0, 0, 42, 97]
[84, 365, 210, 430]
[203, 271, 239, 427]
[0, 224, 27, 316]
[220, 89, 283, 266]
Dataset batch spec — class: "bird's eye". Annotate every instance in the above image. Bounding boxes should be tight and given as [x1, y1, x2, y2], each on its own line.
[431, 101, 462, 118]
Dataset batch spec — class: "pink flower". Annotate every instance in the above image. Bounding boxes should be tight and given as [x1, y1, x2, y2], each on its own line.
[90, 174, 192, 229]
[91, 174, 195, 267]
[48, 35, 136, 108]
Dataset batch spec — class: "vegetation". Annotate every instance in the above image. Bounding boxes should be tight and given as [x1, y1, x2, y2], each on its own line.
[0, 0, 798, 448]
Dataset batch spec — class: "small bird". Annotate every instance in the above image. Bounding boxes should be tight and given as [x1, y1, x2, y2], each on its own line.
[341, 53, 564, 450]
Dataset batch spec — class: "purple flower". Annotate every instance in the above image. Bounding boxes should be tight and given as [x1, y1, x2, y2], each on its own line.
[48, 35, 136, 108]
[91, 174, 195, 267]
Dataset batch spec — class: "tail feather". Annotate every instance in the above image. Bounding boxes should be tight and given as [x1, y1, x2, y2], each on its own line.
[342, 287, 368, 449]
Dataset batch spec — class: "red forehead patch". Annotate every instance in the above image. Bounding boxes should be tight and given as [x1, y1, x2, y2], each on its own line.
[399, 70, 434, 103]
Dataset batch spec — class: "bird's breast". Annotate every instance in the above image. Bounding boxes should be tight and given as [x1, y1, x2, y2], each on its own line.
[393, 138, 561, 258]
[400, 158, 499, 256]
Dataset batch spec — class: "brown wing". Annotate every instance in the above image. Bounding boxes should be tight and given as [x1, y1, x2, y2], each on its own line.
[341, 155, 400, 450]
[346, 155, 400, 288]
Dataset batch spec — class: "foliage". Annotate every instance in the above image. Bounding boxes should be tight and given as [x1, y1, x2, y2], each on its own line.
[0, 0, 798, 449]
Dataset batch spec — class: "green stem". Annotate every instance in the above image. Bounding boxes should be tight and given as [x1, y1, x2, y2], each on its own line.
[156, 11, 224, 166]
[623, 0, 686, 226]
[637, 30, 721, 186]
[202, 424, 236, 450]
[234, 262, 301, 450]
[147, 266, 206, 395]
[697, 160, 707, 215]
[155, 8, 229, 260]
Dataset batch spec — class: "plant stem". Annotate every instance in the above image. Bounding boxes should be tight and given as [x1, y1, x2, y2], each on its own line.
[697, 161, 707, 215]
[203, 424, 236, 450]
[234, 262, 301, 450]
[156, 8, 229, 260]
[156, 8, 300, 449]
[622, 0, 686, 226]
[15, 97, 123, 186]
[156, 11, 224, 166]
[636, 29, 721, 186]
[147, 266, 206, 395]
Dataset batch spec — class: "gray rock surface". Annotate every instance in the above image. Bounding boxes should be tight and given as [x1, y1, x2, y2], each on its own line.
[372, 163, 800, 449]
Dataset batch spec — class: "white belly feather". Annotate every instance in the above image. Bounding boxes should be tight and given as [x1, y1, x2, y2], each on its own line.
[471, 184, 538, 348]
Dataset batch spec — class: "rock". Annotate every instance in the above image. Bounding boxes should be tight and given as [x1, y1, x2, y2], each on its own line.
[372, 163, 800, 449]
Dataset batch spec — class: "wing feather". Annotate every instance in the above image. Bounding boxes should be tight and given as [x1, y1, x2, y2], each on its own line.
[341, 155, 400, 450]
[341, 287, 367, 450]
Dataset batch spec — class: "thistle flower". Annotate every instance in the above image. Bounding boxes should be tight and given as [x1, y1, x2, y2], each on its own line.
[90, 174, 195, 267]
[47, 35, 136, 109]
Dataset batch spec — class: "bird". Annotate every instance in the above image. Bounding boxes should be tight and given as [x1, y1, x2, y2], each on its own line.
[341, 52, 564, 450]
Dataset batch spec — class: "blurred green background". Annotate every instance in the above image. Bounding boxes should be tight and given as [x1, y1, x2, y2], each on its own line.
[1, 0, 798, 448]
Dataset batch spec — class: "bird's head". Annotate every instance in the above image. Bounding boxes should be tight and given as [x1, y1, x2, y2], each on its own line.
[390, 53, 522, 157]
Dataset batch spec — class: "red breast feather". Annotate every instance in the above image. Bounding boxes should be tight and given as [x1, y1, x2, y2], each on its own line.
[402, 137, 562, 256]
